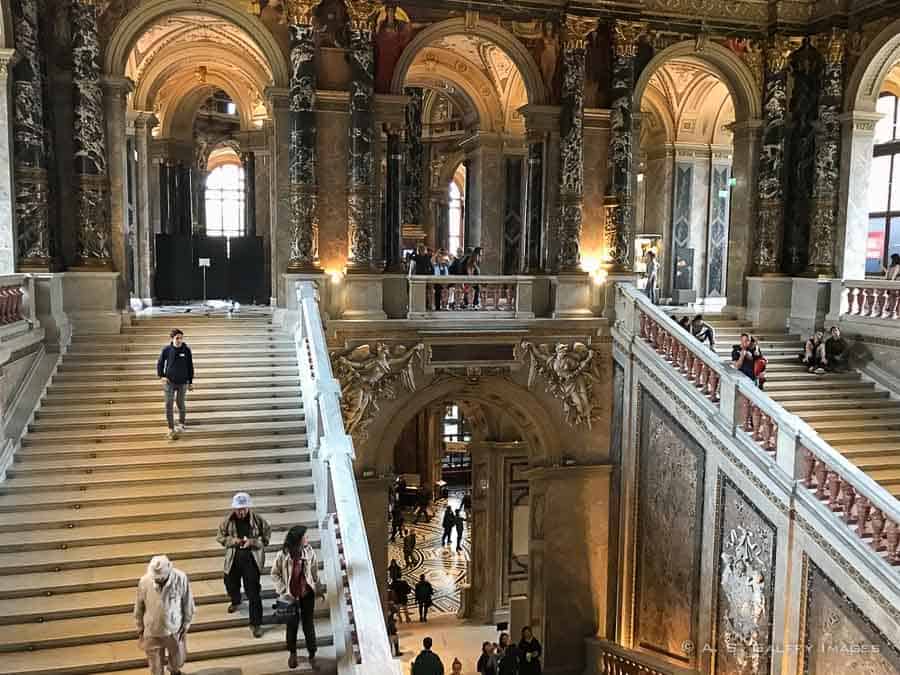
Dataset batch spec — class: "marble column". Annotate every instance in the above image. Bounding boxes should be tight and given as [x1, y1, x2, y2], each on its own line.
[103, 76, 132, 303]
[0, 50, 16, 273]
[524, 135, 544, 272]
[463, 153, 479, 249]
[706, 152, 733, 298]
[805, 30, 846, 278]
[383, 128, 403, 271]
[71, 0, 111, 268]
[726, 120, 762, 311]
[133, 113, 156, 303]
[12, 0, 51, 269]
[402, 87, 424, 228]
[556, 15, 595, 273]
[603, 20, 646, 273]
[753, 35, 791, 275]
[345, 0, 378, 272]
[242, 151, 256, 237]
[286, 0, 320, 271]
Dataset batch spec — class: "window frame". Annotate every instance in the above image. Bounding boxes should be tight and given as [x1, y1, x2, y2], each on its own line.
[867, 93, 900, 275]
[205, 162, 246, 239]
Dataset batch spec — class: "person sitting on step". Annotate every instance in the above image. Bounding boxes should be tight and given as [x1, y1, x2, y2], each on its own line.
[800, 330, 826, 374]
[822, 326, 850, 373]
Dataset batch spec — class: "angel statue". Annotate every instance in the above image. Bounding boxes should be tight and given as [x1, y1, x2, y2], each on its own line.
[331, 342, 426, 437]
[520, 341, 600, 428]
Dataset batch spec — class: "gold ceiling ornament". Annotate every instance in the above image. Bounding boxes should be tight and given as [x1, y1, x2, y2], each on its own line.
[345, 0, 380, 31]
[765, 34, 792, 73]
[612, 20, 648, 58]
[563, 14, 597, 50]
[283, 0, 319, 26]
[823, 28, 846, 66]
[195, 65, 208, 83]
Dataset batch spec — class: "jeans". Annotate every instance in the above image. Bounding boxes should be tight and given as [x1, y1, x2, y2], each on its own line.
[164, 382, 187, 430]
[224, 553, 263, 627]
[286, 590, 317, 656]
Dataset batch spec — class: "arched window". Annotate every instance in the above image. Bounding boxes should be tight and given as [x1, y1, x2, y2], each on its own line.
[448, 181, 463, 253]
[866, 93, 900, 274]
[205, 163, 245, 238]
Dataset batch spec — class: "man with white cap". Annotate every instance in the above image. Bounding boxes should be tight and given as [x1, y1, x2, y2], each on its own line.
[216, 491, 271, 637]
[134, 555, 194, 675]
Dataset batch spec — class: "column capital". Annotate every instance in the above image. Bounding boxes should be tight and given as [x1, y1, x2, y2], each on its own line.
[518, 104, 562, 134]
[132, 111, 159, 130]
[815, 27, 846, 65]
[101, 76, 134, 99]
[611, 20, 647, 58]
[729, 118, 765, 137]
[0, 48, 16, 77]
[765, 34, 793, 73]
[373, 93, 410, 128]
[283, 0, 319, 25]
[838, 110, 882, 133]
[563, 15, 596, 50]
[264, 86, 290, 109]
[345, 0, 379, 31]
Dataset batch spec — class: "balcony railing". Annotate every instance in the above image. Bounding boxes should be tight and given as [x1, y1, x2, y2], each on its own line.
[407, 274, 536, 319]
[585, 639, 698, 675]
[294, 281, 399, 674]
[829, 278, 900, 322]
[618, 282, 900, 570]
[0, 274, 36, 332]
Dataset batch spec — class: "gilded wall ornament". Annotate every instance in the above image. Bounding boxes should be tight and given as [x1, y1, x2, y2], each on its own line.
[519, 341, 602, 428]
[563, 14, 596, 50]
[283, 0, 319, 25]
[719, 527, 769, 672]
[345, 0, 379, 31]
[611, 20, 647, 58]
[331, 342, 425, 437]
[765, 35, 792, 73]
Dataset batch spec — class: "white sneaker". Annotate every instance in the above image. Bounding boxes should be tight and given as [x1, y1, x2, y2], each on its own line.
[175, 423, 185, 433]
[167, 429, 178, 440]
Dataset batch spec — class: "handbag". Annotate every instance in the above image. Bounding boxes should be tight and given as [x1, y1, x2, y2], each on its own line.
[273, 598, 299, 624]
[753, 356, 768, 378]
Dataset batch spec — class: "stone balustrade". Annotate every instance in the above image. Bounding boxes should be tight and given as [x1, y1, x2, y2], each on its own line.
[584, 639, 698, 675]
[295, 281, 400, 675]
[407, 274, 535, 319]
[619, 282, 900, 573]
[0, 274, 36, 330]
[828, 279, 900, 322]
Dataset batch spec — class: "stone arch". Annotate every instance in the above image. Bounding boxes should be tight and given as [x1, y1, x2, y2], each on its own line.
[846, 18, 900, 113]
[361, 376, 560, 473]
[103, 0, 289, 88]
[390, 17, 548, 106]
[405, 63, 500, 131]
[633, 41, 761, 123]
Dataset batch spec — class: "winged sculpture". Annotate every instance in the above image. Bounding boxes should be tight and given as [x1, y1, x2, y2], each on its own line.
[520, 340, 601, 428]
[331, 342, 426, 437]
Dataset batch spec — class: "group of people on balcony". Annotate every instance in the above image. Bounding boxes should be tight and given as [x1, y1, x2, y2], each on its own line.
[132, 493, 322, 674]
[408, 243, 485, 310]
[800, 326, 849, 374]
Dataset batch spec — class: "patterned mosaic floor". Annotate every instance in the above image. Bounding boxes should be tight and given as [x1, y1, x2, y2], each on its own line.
[388, 496, 471, 616]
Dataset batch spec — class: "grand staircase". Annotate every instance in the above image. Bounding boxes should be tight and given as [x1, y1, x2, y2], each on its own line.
[707, 317, 900, 501]
[0, 313, 335, 674]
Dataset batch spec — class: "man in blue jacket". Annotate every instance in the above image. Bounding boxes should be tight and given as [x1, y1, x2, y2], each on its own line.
[157, 329, 194, 440]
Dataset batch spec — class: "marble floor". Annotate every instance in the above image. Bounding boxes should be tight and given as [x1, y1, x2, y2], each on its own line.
[388, 495, 470, 616]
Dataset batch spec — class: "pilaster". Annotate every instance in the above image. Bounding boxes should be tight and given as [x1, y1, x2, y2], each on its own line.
[0, 49, 16, 273]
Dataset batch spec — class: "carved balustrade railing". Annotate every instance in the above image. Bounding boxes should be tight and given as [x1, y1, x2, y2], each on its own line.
[587, 639, 698, 675]
[829, 279, 900, 322]
[295, 281, 400, 674]
[0, 274, 35, 329]
[618, 282, 900, 572]
[408, 275, 535, 319]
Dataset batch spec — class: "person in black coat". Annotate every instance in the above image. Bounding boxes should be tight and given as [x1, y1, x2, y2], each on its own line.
[454, 508, 465, 552]
[441, 506, 455, 546]
[414, 574, 434, 622]
[156, 328, 194, 440]
[518, 627, 542, 675]
[412, 637, 445, 675]
[477, 641, 498, 675]
[388, 558, 402, 583]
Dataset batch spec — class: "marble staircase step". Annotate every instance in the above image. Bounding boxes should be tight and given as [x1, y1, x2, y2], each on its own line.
[40, 385, 303, 406]
[0, 620, 333, 675]
[808, 415, 900, 431]
[65, 345, 296, 358]
[30, 407, 304, 431]
[818, 429, 900, 445]
[0, 493, 314, 535]
[22, 420, 306, 446]
[58, 356, 297, 371]
[52, 365, 299, 383]
[0, 528, 320, 575]
[0, 476, 313, 512]
[104, 647, 336, 675]
[0, 600, 330, 652]
[10, 447, 310, 478]
[0, 461, 311, 494]
[71, 334, 292, 347]
[35, 397, 303, 418]
[763, 380, 874, 392]
[767, 389, 889, 402]
[781, 399, 900, 413]
[762, 371, 862, 382]
[45, 375, 301, 394]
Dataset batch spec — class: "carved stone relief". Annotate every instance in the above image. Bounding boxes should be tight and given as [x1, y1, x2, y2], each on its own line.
[636, 388, 704, 665]
[330, 342, 425, 437]
[714, 475, 776, 675]
[803, 560, 900, 674]
[519, 341, 604, 428]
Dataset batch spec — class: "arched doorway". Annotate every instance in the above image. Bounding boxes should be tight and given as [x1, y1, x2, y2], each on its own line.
[635, 57, 736, 308]
[633, 41, 761, 310]
[390, 19, 545, 273]
[842, 21, 900, 279]
[104, 1, 286, 303]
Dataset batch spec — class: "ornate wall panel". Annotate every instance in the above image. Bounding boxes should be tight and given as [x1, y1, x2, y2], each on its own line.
[706, 164, 731, 297]
[635, 389, 705, 665]
[713, 474, 776, 675]
[803, 561, 900, 674]
[672, 163, 693, 291]
[610, 362, 625, 465]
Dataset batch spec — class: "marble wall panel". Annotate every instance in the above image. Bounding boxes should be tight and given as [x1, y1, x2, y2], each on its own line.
[635, 388, 705, 666]
[610, 362, 625, 465]
[583, 127, 610, 261]
[317, 111, 349, 270]
[689, 159, 709, 294]
[672, 163, 693, 291]
[713, 474, 776, 675]
[707, 165, 731, 298]
[803, 560, 900, 674]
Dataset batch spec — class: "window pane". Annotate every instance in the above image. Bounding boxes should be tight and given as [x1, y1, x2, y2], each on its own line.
[876, 95, 897, 143]
[892, 155, 900, 212]
[869, 155, 892, 213]
[888, 218, 900, 266]
[205, 163, 245, 238]
[867, 217, 887, 274]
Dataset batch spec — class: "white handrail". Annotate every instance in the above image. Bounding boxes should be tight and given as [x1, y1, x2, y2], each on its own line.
[295, 281, 399, 675]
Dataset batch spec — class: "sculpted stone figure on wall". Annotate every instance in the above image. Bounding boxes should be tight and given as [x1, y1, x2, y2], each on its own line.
[519, 341, 602, 428]
[331, 342, 426, 437]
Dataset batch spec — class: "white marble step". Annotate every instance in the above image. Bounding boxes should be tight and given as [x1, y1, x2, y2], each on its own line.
[35, 397, 303, 418]
[767, 388, 888, 401]
[65, 345, 296, 358]
[46, 375, 301, 393]
[104, 646, 336, 675]
[53, 365, 299, 383]
[41, 385, 303, 405]
[58, 355, 297, 371]
[30, 407, 304, 431]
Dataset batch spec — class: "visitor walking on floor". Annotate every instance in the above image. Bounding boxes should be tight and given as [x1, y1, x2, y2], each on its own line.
[388, 558, 403, 583]
[412, 636, 445, 675]
[454, 508, 465, 552]
[390, 576, 412, 623]
[271, 525, 323, 670]
[157, 328, 193, 440]
[390, 502, 404, 542]
[387, 609, 401, 656]
[441, 505, 455, 546]
[644, 250, 659, 304]
[498, 633, 521, 675]
[415, 573, 434, 622]
[477, 640, 499, 675]
[403, 528, 417, 567]
[518, 626, 542, 675]
[216, 492, 270, 638]
[134, 555, 195, 675]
